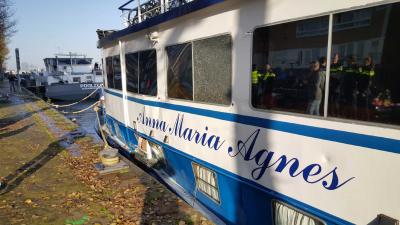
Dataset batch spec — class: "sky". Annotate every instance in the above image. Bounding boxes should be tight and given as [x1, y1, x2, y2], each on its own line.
[6, 0, 129, 71]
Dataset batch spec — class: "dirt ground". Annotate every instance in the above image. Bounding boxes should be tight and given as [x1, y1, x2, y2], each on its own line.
[0, 81, 214, 225]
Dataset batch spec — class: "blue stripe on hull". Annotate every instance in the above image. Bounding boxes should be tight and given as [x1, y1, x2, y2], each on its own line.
[106, 114, 354, 225]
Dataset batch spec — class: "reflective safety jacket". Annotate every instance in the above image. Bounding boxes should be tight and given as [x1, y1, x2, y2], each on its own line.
[344, 67, 357, 73]
[330, 63, 343, 73]
[358, 66, 375, 77]
[252, 70, 262, 84]
[263, 71, 276, 80]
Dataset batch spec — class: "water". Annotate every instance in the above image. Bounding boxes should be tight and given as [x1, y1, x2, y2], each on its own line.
[54, 99, 101, 142]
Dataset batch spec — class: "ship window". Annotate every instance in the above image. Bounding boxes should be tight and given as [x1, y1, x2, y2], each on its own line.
[192, 163, 220, 204]
[125, 50, 157, 96]
[272, 201, 324, 225]
[329, 3, 400, 126]
[166, 34, 232, 105]
[113, 55, 122, 90]
[105, 55, 122, 90]
[106, 57, 114, 88]
[193, 34, 232, 105]
[252, 16, 328, 115]
[73, 77, 81, 83]
[126, 52, 139, 93]
[139, 49, 157, 96]
[167, 42, 193, 100]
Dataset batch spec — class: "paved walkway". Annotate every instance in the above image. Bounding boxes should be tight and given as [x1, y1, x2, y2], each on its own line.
[0, 80, 213, 225]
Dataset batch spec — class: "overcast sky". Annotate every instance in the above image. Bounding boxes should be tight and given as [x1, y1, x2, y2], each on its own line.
[6, 0, 129, 71]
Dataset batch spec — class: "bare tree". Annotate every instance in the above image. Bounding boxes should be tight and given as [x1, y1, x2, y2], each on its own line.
[0, 0, 16, 70]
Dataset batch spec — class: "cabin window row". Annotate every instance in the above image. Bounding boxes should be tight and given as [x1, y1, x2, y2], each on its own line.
[252, 2, 400, 126]
[106, 34, 233, 106]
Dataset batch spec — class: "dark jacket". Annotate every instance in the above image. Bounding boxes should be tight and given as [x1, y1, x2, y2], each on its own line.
[308, 70, 325, 101]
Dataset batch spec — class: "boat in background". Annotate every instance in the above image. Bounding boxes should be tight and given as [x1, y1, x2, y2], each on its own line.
[44, 53, 103, 101]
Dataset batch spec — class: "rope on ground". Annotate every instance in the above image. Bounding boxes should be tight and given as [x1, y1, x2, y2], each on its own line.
[47, 86, 102, 108]
[60, 100, 100, 115]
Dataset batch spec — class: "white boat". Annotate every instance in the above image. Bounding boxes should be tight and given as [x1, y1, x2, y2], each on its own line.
[97, 0, 400, 224]
[44, 53, 103, 101]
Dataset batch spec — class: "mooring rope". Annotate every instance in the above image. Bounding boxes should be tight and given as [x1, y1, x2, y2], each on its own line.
[59, 100, 100, 115]
[93, 103, 109, 149]
[12, 87, 103, 115]
[47, 86, 102, 108]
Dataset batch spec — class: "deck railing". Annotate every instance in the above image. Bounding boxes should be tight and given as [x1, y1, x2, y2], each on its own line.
[119, 0, 193, 27]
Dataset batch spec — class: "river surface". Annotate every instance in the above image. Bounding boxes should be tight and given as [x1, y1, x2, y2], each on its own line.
[53, 99, 101, 142]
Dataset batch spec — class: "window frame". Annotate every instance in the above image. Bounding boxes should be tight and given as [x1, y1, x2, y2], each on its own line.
[125, 51, 140, 94]
[271, 200, 326, 225]
[112, 55, 122, 91]
[191, 162, 221, 205]
[105, 56, 114, 89]
[249, 1, 400, 130]
[166, 41, 194, 101]
[124, 48, 158, 97]
[165, 32, 233, 107]
[105, 55, 123, 91]
[72, 77, 81, 83]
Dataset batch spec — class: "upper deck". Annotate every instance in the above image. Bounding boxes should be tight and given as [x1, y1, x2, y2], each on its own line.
[97, 0, 224, 48]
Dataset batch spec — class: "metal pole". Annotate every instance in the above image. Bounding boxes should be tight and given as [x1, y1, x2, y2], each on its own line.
[15, 48, 21, 92]
[323, 14, 333, 118]
[137, 0, 142, 23]
[164, 0, 169, 11]
[69, 52, 73, 73]
[161, 0, 165, 13]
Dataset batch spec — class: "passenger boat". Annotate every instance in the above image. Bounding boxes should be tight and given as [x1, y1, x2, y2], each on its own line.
[97, 0, 400, 224]
[44, 53, 103, 101]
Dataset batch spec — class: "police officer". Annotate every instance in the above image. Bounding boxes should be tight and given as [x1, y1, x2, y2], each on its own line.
[261, 64, 276, 109]
[329, 53, 343, 116]
[342, 56, 358, 118]
[357, 56, 375, 120]
[251, 64, 262, 106]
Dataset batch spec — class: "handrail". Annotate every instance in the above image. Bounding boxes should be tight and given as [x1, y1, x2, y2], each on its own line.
[119, 0, 192, 26]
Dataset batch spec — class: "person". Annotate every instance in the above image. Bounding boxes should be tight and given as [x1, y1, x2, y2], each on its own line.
[357, 56, 375, 120]
[329, 53, 343, 116]
[306, 60, 325, 116]
[251, 64, 262, 106]
[8, 73, 17, 93]
[261, 63, 276, 109]
[342, 55, 358, 118]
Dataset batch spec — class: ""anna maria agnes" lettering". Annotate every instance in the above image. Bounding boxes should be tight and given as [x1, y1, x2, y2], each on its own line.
[137, 112, 354, 190]
[137, 113, 225, 151]
[228, 129, 355, 190]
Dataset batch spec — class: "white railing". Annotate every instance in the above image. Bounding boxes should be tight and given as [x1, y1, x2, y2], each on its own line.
[120, 0, 193, 27]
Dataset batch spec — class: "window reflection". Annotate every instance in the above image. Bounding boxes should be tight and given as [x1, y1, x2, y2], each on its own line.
[139, 50, 157, 96]
[113, 55, 122, 90]
[105, 57, 114, 88]
[330, 3, 400, 125]
[126, 52, 139, 93]
[166, 43, 193, 100]
[252, 16, 328, 115]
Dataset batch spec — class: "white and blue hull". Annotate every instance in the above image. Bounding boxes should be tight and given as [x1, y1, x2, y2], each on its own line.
[103, 88, 399, 225]
[99, 0, 400, 224]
